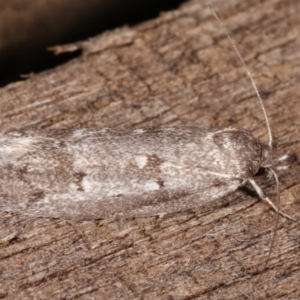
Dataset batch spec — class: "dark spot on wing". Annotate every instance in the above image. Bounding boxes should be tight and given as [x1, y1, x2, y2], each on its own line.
[29, 190, 45, 203]
[157, 178, 164, 188]
[73, 172, 87, 191]
[147, 154, 164, 168]
[212, 178, 223, 186]
[16, 165, 28, 182]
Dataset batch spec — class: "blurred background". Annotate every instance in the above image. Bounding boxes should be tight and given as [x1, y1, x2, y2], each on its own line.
[0, 0, 185, 86]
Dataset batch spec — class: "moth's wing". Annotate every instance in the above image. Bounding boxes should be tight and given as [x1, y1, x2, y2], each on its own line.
[87, 177, 243, 220]
[0, 128, 244, 220]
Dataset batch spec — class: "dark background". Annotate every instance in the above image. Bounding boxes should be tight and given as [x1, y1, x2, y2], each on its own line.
[0, 0, 186, 86]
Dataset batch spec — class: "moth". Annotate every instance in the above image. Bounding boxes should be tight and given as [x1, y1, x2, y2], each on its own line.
[0, 7, 294, 222]
[0, 124, 293, 220]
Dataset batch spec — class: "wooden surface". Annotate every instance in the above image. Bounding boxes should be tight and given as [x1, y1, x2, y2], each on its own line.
[0, 0, 300, 298]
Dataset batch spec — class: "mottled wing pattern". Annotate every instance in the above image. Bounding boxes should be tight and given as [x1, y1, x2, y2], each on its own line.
[0, 126, 263, 220]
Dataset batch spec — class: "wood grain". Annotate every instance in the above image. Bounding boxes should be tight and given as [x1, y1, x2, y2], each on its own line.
[0, 0, 299, 299]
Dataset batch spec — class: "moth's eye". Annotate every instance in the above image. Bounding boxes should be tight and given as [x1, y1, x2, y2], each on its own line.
[255, 167, 265, 176]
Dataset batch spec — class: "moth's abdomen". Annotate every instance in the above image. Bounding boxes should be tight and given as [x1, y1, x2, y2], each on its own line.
[0, 126, 262, 220]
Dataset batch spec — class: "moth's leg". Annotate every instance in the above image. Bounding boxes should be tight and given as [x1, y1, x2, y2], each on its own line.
[248, 178, 295, 221]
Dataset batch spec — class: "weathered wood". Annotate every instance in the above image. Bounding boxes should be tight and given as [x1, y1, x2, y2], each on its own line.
[0, 0, 300, 299]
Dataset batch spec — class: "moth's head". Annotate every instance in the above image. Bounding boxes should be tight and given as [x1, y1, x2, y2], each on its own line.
[258, 144, 297, 175]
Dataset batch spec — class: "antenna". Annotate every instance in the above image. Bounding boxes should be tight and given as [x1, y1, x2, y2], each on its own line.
[208, 4, 280, 276]
[209, 4, 273, 150]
